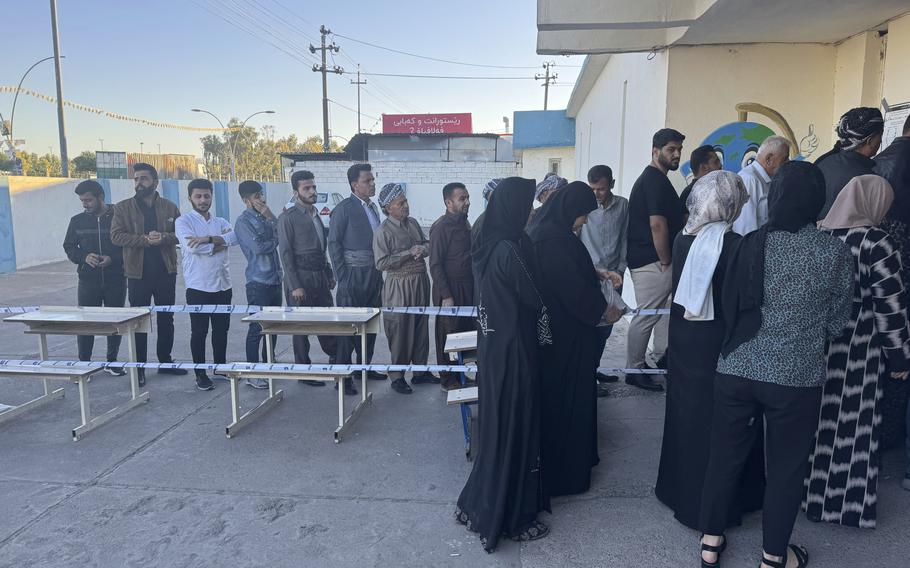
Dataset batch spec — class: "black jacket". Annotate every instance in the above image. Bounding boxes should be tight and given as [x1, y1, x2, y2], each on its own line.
[63, 207, 124, 282]
[874, 136, 910, 224]
[817, 150, 876, 219]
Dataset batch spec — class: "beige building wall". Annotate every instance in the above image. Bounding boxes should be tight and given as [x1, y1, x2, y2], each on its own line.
[883, 12, 910, 106]
[833, 31, 885, 119]
[518, 146, 576, 182]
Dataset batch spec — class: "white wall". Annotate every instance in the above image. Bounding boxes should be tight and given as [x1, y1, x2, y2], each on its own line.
[518, 146, 577, 182]
[572, 51, 671, 197]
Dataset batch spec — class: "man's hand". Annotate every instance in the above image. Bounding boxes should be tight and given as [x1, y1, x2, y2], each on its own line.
[147, 231, 163, 246]
[596, 269, 623, 289]
[186, 236, 209, 248]
[658, 262, 671, 273]
[603, 304, 624, 325]
[291, 288, 306, 303]
[891, 371, 909, 380]
[442, 297, 455, 307]
[98, 255, 113, 268]
[409, 245, 425, 259]
[212, 244, 227, 254]
[84, 253, 102, 268]
[252, 199, 274, 219]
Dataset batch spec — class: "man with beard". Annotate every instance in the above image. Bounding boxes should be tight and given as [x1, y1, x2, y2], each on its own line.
[679, 145, 721, 214]
[429, 182, 475, 391]
[174, 179, 237, 391]
[63, 180, 126, 374]
[111, 163, 187, 387]
[624, 129, 686, 391]
[328, 163, 387, 395]
[278, 170, 338, 389]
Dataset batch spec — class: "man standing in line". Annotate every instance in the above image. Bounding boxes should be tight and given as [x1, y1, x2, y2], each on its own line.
[429, 182, 475, 391]
[328, 163, 387, 395]
[63, 180, 126, 375]
[678, 145, 721, 214]
[731, 136, 790, 235]
[174, 179, 236, 391]
[111, 163, 187, 387]
[235, 180, 282, 390]
[278, 171, 338, 390]
[579, 165, 628, 388]
[373, 183, 436, 394]
[625, 129, 687, 391]
[528, 173, 568, 224]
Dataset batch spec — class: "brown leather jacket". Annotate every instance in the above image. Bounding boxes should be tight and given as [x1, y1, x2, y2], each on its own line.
[110, 193, 181, 279]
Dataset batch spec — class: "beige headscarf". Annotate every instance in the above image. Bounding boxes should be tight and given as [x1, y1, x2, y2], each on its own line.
[818, 174, 894, 230]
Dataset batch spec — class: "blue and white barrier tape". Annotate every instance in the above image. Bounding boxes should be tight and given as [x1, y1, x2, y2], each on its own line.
[0, 305, 670, 317]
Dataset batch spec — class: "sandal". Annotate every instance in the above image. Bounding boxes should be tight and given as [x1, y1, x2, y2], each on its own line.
[761, 545, 809, 568]
[511, 520, 550, 542]
[701, 534, 727, 567]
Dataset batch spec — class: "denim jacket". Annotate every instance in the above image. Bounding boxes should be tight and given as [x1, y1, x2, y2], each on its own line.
[235, 208, 282, 286]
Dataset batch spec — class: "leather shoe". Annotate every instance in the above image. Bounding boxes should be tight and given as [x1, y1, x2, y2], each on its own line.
[411, 372, 441, 385]
[137, 368, 146, 388]
[390, 377, 413, 394]
[367, 370, 387, 381]
[298, 380, 326, 387]
[625, 374, 664, 392]
[596, 371, 619, 384]
[441, 376, 462, 391]
[159, 364, 188, 376]
[334, 377, 358, 396]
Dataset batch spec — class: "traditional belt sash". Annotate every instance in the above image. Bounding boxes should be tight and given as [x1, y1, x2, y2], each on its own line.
[343, 250, 375, 267]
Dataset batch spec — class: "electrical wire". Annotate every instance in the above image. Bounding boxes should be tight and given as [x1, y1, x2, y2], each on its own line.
[328, 99, 380, 121]
[347, 72, 536, 80]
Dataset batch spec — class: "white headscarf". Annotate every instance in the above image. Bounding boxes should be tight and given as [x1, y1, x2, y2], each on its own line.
[675, 171, 748, 321]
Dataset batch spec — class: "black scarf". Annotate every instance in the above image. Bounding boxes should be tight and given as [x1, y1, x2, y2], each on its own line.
[471, 177, 537, 279]
[721, 161, 827, 356]
[528, 181, 599, 283]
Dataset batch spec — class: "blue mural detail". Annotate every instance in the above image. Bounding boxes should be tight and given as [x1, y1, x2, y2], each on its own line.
[680, 121, 804, 182]
[0, 178, 17, 274]
[214, 181, 229, 220]
[161, 179, 180, 207]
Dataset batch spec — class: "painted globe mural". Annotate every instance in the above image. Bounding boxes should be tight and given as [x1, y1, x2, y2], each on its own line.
[681, 121, 776, 179]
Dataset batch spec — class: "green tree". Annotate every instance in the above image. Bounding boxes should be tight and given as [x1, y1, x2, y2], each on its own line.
[71, 151, 96, 175]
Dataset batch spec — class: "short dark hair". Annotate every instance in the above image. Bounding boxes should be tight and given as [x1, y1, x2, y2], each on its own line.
[187, 178, 213, 197]
[347, 163, 372, 187]
[291, 170, 315, 191]
[903, 113, 910, 136]
[133, 162, 158, 181]
[652, 128, 685, 149]
[690, 145, 717, 175]
[75, 179, 104, 198]
[239, 180, 262, 198]
[442, 182, 466, 202]
[587, 165, 613, 185]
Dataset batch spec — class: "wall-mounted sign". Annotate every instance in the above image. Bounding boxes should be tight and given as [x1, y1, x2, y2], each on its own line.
[382, 113, 472, 135]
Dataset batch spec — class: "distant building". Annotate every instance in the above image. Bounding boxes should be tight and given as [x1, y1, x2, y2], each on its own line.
[512, 110, 576, 182]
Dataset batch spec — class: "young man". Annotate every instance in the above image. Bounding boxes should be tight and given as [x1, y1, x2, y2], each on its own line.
[625, 128, 687, 391]
[235, 180, 282, 390]
[327, 163, 387, 395]
[679, 145, 721, 214]
[373, 183, 435, 394]
[62, 180, 126, 375]
[174, 178, 237, 391]
[277, 170, 338, 389]
[111, 162, 187, 386]
[732, 136, 790, 235]
[579, 165, 628, 388]
[429, 182, 475, 391]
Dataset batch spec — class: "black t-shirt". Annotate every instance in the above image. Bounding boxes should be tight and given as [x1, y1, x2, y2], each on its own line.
[136, 195, 167, 277]
[626, 165, 686, 269]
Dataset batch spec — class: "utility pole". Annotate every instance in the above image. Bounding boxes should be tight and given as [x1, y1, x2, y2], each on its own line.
[350, 65, 366, 134]
[535, 61, 557, 111]
[310, 25, 343, 152]
[49, 0, 69, 176]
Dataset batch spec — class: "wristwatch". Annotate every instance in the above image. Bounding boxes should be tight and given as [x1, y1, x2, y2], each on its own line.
[208, 236, 214, 244]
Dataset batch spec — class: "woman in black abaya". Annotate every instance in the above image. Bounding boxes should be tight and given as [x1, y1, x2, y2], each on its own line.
[455, 177, 551, 552]
[528, 181, 610, 497]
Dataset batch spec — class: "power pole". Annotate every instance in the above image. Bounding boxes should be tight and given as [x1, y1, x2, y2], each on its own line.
[49, 0, 69, 176]
[535, 61, 558, 111]
[310, 25, 343, 152]
[350, 65, 367, 134]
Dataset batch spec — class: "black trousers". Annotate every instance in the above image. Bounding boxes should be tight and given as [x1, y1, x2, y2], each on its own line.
[700, 373, 822, 557]
[128, 272, 176, 363]
[185, 288, 232, 376]
[76, 276, 127, 361]
[285, 283, 337, 365]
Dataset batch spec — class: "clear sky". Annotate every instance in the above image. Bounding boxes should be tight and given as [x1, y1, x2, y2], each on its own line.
[1, 0, 582, 158]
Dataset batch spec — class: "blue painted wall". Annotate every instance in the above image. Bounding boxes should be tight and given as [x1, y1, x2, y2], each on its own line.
[160, 179, 180, 207]
[214, 181, 229, 219]
[512, 110, 576, 149]
[0, 177, 16, 274]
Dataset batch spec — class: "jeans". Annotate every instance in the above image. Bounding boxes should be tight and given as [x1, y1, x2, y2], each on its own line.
[185, 288, 233, 377]
[76, 276, 127, 361]
[905, 397, 910, 478]
[245, 282, 282, 363]
[128, 272, 176, 363]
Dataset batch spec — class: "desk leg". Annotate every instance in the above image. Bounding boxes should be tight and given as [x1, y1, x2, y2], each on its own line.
[126, 331, 141, 400]
[38, 334, 50, 396]
[337, 377, 345, 432]
[0, 383, 65, 427]
[229, 378, 241, 423]
[77, 377, 92, 427]
[265, 333, 275, 397]
[71, 377, 149, 441]
[360, 328, 368, 403]
[226, 334, 284, 438]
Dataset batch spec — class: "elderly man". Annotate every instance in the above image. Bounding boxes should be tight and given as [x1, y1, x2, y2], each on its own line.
[373, 183, 435, 395]
[328, 163, 387, 395]
[817, 107, 884, 218]
[731, 136, 790, 235]
[278, 171, 338, 389]
[528, 173, 568, 224]
[429, 182, 474, 391]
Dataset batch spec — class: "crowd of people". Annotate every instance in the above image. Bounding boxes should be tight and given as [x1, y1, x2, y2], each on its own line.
[60, 107, 910, 565]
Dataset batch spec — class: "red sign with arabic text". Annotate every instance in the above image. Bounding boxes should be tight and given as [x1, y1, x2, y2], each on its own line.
[382, 113, 473, 135]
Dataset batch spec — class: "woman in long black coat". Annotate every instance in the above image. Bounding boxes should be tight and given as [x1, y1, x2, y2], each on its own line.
[529, 181, 609, 497]
[455, 177, 551, 552]
[655, 170, 765, 530]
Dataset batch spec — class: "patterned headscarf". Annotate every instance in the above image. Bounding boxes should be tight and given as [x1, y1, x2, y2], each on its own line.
[836, 107, 884, 151]
[482, 178, 503, 202]
[534, 172, 568, 201]
[378, 182, 405, 208]
[683, 170, 749, 235]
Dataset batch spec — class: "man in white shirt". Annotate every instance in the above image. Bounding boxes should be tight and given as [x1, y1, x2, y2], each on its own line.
[732, 136, 790, 235]
[175, 178, 237, 391]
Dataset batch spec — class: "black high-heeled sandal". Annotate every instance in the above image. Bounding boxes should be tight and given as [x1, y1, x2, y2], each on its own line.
[761, 544, 809, 568]
[510, 520, 550, 542]
[700, 534, 727, 567]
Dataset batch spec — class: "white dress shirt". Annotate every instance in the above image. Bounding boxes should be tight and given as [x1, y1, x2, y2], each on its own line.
[354, 194, 381, 231]
[732, 161, 771, 235]
[175, 209, 237, 292]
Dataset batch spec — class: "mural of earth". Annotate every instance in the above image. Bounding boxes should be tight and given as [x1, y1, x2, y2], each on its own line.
[681, 121, 776, 179]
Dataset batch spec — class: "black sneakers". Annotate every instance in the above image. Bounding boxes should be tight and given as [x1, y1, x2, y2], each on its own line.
[390, 378, 413, 394]
[411, 372, 441, 385]
[195, 374, 215, 391]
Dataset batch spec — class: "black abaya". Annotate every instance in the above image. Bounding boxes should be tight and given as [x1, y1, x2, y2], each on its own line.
[655, 233, 765, 530]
